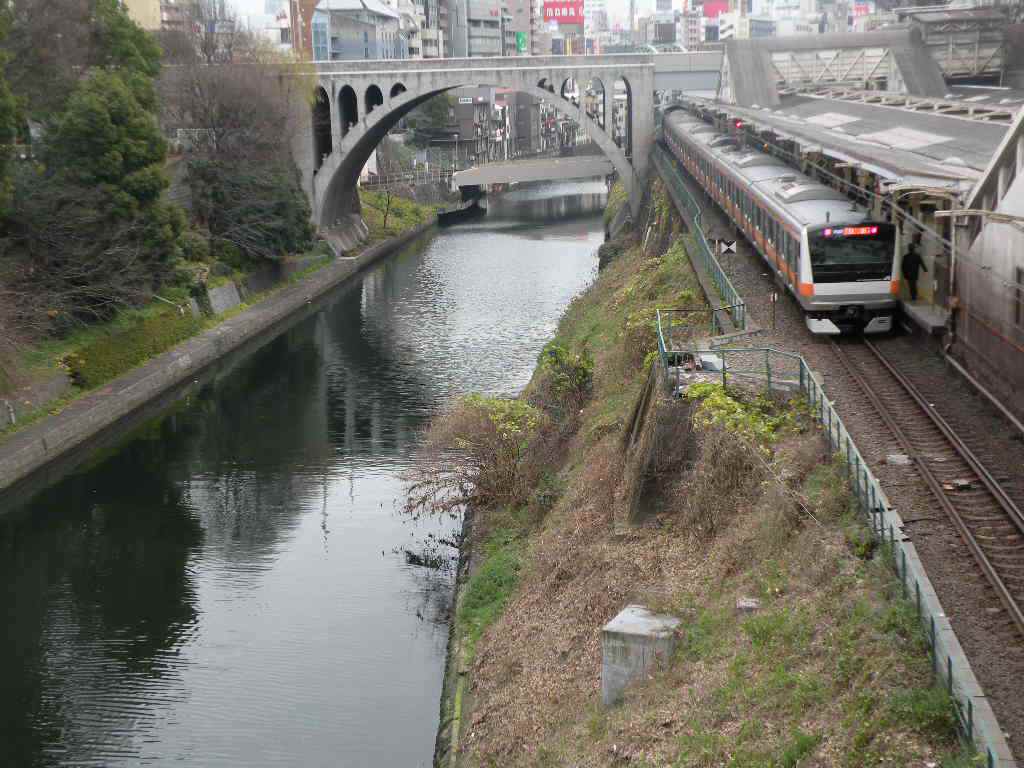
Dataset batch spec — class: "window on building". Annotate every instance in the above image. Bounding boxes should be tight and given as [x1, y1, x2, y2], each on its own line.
[281, 27, 291, 44]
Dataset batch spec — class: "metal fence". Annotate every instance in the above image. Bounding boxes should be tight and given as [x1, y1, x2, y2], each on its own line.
[800, 358, 1014, 768]
[654, 330, 1015, 767]
[657, 306, 741, 345]
[652, 144, 747, 331]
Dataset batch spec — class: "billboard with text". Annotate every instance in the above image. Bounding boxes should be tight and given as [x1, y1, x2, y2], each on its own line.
[543, 0, 584, 25]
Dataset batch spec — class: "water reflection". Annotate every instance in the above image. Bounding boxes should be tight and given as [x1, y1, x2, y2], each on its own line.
[0, 181, 605, 767]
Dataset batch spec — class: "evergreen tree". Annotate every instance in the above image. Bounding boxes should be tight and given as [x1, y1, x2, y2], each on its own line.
[0, 2, 18, 213]
[50, 69, 167, 213]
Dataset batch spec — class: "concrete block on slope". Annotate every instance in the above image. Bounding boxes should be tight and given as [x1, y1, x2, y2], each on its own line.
[602, 604, 681, 706]
[207, 282, 242, 315]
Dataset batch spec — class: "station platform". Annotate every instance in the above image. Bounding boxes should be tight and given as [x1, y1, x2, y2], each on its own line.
[901, 300, 949, 335]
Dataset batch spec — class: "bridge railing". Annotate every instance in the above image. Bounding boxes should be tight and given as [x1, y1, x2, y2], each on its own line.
[652, 144, 746, 330]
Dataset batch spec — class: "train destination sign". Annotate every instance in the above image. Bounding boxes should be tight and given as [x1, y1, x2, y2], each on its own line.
[823, 226, 880, 237]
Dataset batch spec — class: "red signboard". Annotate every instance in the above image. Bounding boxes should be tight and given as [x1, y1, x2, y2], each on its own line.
[852, 2, 871, 15]
[543, 0, 584, 25]
[700, 0, 729, 18]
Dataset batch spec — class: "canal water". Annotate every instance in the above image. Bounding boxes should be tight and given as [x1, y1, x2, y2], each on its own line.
[0, 180, 606, 767]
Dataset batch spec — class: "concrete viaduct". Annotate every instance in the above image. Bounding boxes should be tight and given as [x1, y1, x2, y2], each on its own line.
[296, 55, 658, 240]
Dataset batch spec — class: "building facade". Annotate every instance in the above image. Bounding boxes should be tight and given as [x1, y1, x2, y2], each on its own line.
[123, 0, 161, 29]
[467, 0, 503, 55]
[312, 0, 409, 60]
[717, 12, 774, 39]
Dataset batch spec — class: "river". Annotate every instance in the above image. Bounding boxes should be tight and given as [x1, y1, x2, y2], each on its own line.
[0, 180, 606, 767]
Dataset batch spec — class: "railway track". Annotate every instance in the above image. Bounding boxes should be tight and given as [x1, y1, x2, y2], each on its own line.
[831, 337, 1024, 639]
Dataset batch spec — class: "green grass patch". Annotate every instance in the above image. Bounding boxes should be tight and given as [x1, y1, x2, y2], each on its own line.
[604, 180, 628, 226]
[63, 309, 203, 390]
[360, 189, 439, 241]
[459, 528, 524, 657]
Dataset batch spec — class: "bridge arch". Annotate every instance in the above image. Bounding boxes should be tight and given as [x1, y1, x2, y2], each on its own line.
[308, 61, 654, 231]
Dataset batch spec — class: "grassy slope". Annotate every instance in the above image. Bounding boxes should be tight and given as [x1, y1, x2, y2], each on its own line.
[360, 188, 441, 242]
[455, 180, 967, 767]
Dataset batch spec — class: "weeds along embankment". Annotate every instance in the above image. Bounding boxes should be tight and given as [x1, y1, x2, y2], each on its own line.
[420, 180, 968, 768]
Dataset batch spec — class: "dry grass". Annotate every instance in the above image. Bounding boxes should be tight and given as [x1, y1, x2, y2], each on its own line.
[453, 194, 963, 768]
[460, 427, 962, 768]
[672, 423, 766, 541]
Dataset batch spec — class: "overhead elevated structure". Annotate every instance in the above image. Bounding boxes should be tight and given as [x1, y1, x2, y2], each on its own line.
[718, 30, 948, 109]
[452, 156, 614, 188]
[895, 5, 1011, 82]
[298, 55, 655, 245]
[651, 51, 723, 93]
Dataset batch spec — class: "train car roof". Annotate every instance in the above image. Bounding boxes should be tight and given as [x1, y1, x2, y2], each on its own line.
[665, 111, 872, 229]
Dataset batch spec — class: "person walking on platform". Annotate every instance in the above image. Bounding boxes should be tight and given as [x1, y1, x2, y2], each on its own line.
[902, 234, 927, 302]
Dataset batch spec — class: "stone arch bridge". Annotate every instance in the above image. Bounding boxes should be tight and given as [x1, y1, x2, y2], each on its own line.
[296, 56, 655, 238]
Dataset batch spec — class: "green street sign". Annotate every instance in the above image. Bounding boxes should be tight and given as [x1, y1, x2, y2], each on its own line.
[516, 31, 527, 53]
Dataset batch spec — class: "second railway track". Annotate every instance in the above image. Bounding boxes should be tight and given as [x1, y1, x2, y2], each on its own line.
[831, 337, 1024, 639]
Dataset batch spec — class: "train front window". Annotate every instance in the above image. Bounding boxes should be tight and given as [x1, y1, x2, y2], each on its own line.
[809, 224, 895, 283]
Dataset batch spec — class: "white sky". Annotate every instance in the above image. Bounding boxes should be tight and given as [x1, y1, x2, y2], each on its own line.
[230, 0, 658, 30]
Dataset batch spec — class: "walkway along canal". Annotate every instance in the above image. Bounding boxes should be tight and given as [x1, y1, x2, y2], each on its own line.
[0, 180, 607, 767]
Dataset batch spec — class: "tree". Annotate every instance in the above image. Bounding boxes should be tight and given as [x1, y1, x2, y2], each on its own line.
[90, 0, 162, 109]
[0, 0, 160, 122]
[409, 93, 455, 148]
[1, 0, 89, 121]
[49, 70, 168, 211]
[188, 158, 312, 264]
[0, 0, 180, 340]
[0, 164, 185, 358]
[159, 12, 314, 265]
[0, 1, 18, 213]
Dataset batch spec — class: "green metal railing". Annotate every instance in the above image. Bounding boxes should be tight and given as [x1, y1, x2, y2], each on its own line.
[656, 306, 742, 346]
[798, 357, 1008, 767]
[652, 145, 747, 331]
[654, 328, 1012, 767]
[651, 126, 1012, 767]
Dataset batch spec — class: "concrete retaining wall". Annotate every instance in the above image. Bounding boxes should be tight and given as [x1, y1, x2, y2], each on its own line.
[0, 222, 435, 495]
